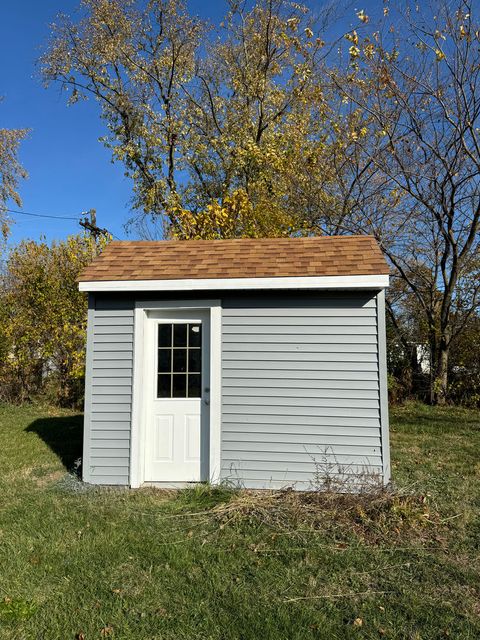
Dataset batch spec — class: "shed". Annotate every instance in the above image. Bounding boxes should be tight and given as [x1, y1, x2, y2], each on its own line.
[78, 236, 390, 490]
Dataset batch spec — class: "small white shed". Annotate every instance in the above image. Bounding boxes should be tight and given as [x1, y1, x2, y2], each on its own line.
[78, 236, 390, 489]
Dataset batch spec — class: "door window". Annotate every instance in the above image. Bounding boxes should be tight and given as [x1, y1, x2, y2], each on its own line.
[157, 323, 202, 398]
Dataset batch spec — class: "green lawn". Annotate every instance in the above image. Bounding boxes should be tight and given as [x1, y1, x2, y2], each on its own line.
[0, 402, 479, 639]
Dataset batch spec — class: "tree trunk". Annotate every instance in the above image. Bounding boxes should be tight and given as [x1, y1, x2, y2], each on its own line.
[430, 337, 450, 405]
[409, 345, 425, 400]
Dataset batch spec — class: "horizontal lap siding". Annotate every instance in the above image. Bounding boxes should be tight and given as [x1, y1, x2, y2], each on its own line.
[85, 296, 134, 485]
[221, 293, 382, 489]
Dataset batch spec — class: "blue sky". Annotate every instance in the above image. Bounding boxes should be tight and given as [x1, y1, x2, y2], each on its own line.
[0, 0, 225, 246]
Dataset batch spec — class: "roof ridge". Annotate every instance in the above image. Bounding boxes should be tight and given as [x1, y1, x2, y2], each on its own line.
[108, 235, 377, 246]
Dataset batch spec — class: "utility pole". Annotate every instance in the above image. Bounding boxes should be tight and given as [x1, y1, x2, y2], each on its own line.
[79, 209, 110, 240]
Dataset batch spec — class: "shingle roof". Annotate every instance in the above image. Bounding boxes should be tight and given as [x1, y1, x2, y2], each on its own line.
[78, 236, 389, 282]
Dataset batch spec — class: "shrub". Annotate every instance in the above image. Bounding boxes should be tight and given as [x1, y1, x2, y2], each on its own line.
[0, 234, 107, 407]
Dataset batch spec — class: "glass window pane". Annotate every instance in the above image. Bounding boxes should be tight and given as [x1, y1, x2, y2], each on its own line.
[188, 348, 201, 373]
[172, 374, 187, 398]
[173, 348, 187, 373]
[173, 324, 187, 347]
[189, 324, 202, 348]
[157, 374, 171, 398]
[187, 374, 201, 398]
[157, 349, 171, 373]
[158, 324, 172, 348]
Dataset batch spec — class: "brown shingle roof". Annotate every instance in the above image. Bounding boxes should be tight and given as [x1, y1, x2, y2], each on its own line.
[78, 236, 389, 282]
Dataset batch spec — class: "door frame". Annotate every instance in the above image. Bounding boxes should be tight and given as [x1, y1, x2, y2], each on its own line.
[144, 309, 210, 484]
[130, 299, 222, 488]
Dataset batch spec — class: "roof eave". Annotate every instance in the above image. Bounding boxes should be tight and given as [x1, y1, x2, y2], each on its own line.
[78, 274, 389, 293]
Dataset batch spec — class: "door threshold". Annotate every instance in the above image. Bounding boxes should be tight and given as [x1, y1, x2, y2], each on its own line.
[143, 481, 206, 489]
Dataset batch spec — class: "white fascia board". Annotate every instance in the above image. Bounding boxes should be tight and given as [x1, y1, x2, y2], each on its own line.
[79, 274, 389, 293]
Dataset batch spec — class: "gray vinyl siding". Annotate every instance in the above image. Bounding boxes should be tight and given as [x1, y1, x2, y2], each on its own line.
[220, 292, 384, 490]
[83, 296, 134, 485]
[83, 290, 388, 489]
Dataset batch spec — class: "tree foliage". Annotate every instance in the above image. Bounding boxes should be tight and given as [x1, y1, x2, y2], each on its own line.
[0, 98, 28, 239]
[0, 234, 108, 406]
[41, 0, 337, 238]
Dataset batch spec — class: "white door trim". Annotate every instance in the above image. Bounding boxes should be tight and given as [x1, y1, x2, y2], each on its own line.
[130, 299, 222, 488]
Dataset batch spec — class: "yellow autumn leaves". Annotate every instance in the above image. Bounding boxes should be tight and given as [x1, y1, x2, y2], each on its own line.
[0, 234, 108, 405]
[172, 189, 298, 240]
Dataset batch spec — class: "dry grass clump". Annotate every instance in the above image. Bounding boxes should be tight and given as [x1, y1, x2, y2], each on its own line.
[209, 487, 442, 545]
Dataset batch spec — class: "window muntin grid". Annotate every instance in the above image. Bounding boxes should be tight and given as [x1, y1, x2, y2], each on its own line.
[157, 323, 202, 398]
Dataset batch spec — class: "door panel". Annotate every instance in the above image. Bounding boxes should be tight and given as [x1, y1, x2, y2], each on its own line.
[154, 415, 174, 462]
[144, 311, 210, 483]
[185, 414, 201, 460]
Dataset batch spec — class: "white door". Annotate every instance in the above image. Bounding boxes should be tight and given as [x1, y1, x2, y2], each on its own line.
[144, 310, 210, 483]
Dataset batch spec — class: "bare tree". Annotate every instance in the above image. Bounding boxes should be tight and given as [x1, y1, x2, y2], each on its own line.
[321, 1, 480, 403]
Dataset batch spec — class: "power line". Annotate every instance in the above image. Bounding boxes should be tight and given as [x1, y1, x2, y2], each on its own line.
[5, 208, 81, 221]
[6, 206, 121, 240]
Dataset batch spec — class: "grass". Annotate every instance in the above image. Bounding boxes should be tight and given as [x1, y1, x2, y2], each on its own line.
[0, 402, 479, 639]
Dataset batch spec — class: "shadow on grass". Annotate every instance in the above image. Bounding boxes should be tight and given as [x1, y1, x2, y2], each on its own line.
[25, 415, 84, 473]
